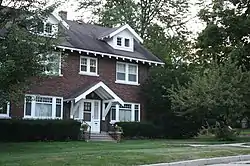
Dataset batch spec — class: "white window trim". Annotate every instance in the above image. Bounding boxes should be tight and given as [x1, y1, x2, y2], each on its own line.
[0, 102, 10, 119]
[115, 36, 133, 52]
[79, 56, 99, 76]
[116, 62, 139, 85]
[42, 52, 62, 76]
[23, 94, 63, 119]
[110, 102, 140, 123]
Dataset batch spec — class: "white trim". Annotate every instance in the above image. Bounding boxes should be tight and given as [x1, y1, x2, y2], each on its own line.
[56, 45, 164, 66]
[110, 102, 140, 122]
[24, 94, 63, 119]
[116, 62, 139, 85]
[75, 81, 124, 105]
[51, 12, 69, 29]
[79, 56, 98, 76]
[105, 24, 143, 43]
[0, 102, 10, 119]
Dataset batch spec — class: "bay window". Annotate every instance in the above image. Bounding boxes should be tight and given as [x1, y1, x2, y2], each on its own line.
[24, 95, 63, 119]
[110, 103, 140, 122]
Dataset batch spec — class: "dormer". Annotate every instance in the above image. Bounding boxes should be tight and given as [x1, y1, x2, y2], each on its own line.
[98, 24, 143, 52]
[32, 11, 69, 38]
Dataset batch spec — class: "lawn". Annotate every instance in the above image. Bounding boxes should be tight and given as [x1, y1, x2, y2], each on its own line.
[1, 140, 250, 166]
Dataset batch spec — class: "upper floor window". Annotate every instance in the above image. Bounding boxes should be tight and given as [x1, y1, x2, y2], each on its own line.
[117, 37, 122, 46]
[34, 21, 57, 37]
[125, 38, 130, 47]
[41, 52, 61, 76]
[45, 23, 52, 34]
[24, 95, 63, 119]
[79, 56, 98, 76]
[116, 62, 138, 85]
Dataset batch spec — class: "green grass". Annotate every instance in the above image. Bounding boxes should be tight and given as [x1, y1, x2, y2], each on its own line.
[1, 140, 250, 166]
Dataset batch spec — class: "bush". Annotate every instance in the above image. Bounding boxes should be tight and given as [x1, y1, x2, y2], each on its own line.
[213, 125, 240, 141]
[116, 122, 162, 139]
[0, 119, 81, 142]
[156, 114, 201, 139]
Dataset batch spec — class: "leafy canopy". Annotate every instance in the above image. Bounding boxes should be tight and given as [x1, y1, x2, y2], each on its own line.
[0, 1, 59, 103]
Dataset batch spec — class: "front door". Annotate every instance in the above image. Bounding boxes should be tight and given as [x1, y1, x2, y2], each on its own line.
[83, 100, 101, 133]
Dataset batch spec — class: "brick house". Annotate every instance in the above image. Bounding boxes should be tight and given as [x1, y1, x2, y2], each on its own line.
[1, 11, 164, 133]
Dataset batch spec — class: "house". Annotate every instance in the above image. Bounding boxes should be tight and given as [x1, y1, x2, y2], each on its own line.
[1, 11, 164, 133]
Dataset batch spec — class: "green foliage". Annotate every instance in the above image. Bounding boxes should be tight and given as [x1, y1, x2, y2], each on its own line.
[169, 60, 250, 127]
[142, 65, 202, 138]
[0, 119, 81, 142]
[116, 122, 162, 139]
[0, 2, 59, 104]
[196, 0, 250, 69]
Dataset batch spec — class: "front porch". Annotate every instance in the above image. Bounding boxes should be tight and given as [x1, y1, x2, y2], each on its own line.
[64, 81, 124, 133]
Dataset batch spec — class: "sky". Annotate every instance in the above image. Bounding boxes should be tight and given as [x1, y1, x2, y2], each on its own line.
[53, 0, 206, 36]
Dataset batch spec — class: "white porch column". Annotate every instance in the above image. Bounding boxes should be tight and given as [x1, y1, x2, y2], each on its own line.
[79, 99, 84, 119]
[70, 101, 74, 119]
[115, 104, 119, 121]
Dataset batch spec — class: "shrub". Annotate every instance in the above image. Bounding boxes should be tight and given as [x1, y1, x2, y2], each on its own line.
[0, 119, 81, 142]
[213, 125, 240, 141]
[156, 114, 201, 139]
[115, 122, 162, 139]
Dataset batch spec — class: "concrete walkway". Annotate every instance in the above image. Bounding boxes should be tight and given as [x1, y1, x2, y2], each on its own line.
[208, 160, 250, 165]
[188, 142, 250, 148]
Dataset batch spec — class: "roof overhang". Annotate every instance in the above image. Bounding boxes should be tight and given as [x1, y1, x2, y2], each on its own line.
[56, 45, 165, 66]
[71, 81, 124, 105]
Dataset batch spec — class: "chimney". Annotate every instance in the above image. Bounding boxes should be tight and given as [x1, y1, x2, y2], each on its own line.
[59, 11, 67, 20]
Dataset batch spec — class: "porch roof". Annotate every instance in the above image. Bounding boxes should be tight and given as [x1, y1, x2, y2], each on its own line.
[64, 81, 124, 105]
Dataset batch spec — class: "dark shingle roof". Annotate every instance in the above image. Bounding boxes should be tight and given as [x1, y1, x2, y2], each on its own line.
[60, 20, 163, 63]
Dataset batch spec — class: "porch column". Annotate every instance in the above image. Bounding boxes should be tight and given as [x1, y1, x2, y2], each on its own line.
[70, 101, 74, 119]
[115, 104, 119, 121]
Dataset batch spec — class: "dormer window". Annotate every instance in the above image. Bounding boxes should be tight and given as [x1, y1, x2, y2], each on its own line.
[45, 23, 52, 34]
[117, 37, 122, 46]
[125, 38, 130, 47]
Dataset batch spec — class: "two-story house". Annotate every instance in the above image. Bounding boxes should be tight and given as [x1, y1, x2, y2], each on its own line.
[2, 11, 164, 133]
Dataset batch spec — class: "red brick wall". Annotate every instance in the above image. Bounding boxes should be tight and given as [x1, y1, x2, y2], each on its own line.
[11, 51, 150, 119]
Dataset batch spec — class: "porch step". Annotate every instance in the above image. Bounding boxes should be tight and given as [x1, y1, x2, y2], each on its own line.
[89, 132, 115, 142]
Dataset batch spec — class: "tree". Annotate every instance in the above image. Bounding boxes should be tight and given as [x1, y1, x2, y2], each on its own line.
[0, 1, 58, 104]
[195, 0, 250, 69]
[77, 0, 192, 62]
[169, 60, 250, 127]
[141, 64, 202, 138]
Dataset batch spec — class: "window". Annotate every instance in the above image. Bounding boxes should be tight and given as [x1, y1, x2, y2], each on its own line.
[119, 104, 132, 121]
[83, 102, 91, 121]
[34, 22, 56, 36]
[125, 38, 130, 47]
[45, 23, 52, 34]
[80, 56, 98, 76]
[110, 103, 140, 122]
[24, 95, 63, 119]
[42, 52, 61, 76]
[117, 37, 122, 46]
[0, 102, 10, 118]
[116, 62, 138, 84]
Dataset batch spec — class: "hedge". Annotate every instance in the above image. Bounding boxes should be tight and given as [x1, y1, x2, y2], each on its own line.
[116, 122, 162, 139]
[0, 119, 81, 142]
